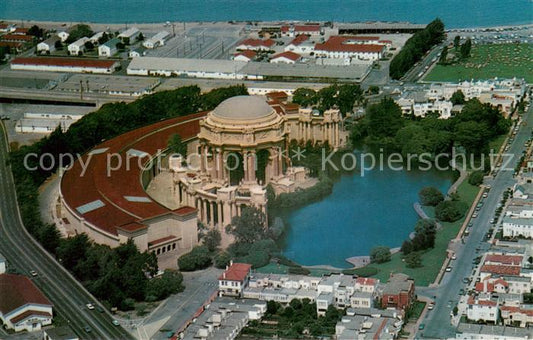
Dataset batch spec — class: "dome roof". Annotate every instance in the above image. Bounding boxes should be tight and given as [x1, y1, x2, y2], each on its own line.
[212, 96, 274, 120]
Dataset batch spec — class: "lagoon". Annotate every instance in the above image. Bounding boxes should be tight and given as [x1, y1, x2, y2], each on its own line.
[281, 166, 453, 268]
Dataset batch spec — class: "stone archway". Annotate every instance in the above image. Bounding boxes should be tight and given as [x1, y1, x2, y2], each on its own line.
[255, 149, 270, 185]
[226, 151, 244, 186]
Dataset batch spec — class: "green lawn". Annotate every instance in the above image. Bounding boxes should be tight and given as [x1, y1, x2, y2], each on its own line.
[424, 43, 533, 83]
[368, 180, 480, 286]
[489, 134, 508, 153]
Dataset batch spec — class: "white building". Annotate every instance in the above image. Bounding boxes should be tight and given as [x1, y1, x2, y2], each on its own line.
[15, 112, 83, 134]
[57, 31, 69, 42]
[218, 262, 252, 297]
[456, 323, 532, 340]
[502, 217, 533, 238]
[36, 36, 60, 54]
[142, 31, 169, 49]
[281, 24, 321, 37]
[118, 27, 140, 41]
[236, 38, 275, 51]
[129, 47, 146, 58]
[233, 50, 256, 62]
[67, 37, 89, 55]
[314, 36, 385, 61]
[89, 32, 104, 44]
[396, 97, 453, 119]
[11, 57, 119, 74]
[0, 274, 53, 332]
[284, 35, 314, 54]
[270, 51, 301, 64]
[98, 38, 120, 57]
[127, 57, 248, 79]
[466, 295, 499, 323]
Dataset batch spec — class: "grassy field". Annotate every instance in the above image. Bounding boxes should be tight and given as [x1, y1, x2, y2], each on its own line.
[368, 180, 480, 286]
[424, 43, 533, 83]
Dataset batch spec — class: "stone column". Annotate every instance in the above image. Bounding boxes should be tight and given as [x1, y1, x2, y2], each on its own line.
[249, 151, 256, 183]
[243, 151, 249, 182]
[201, 199, 207, 224]
[277, 147, 283, 176]
[200, 143, 206, 174]
[217, 202, 223, 229]
[209, 201, 215, 228]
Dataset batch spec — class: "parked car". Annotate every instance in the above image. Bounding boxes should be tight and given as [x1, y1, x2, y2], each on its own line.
[29, 270, 38, 277]
[86, 303, 95, 310]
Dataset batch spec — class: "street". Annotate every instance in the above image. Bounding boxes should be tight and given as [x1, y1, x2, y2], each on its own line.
[418, 103, 533, 338]
[0, 122, 134, 340]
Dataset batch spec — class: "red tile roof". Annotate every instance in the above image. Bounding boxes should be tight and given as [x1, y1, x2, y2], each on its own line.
[61, 112, 206, 236]
[239, 38, 275, 48]
[288, 34, 309, 46]
[500, 305, 533, 316]
[315, 36, 385, 53]
[1, 34, 33, 42]
[174, 206, 197, 216]
[480, 265, 521, 276]
[294, 25, 321, 32]
[234, 50, 256, 59]
[10, 310, 52, 324]
[485, 254, 523, 266]
[12, 57, 118, 69]
[219, 263, 252, 281]
[148, 235, 177, 247]
[266, 91, 288, 101]
[0, 274, 52, 315]
[356, 277, 377, 286]
[271, 51, 301, 62]
[467, 296, 497, 307]
[13, 27, 30, 35]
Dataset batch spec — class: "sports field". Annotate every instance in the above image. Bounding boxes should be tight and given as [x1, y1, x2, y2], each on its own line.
[424, 43, 532, 83]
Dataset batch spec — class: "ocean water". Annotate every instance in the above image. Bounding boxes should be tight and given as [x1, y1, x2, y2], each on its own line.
[0, 0, 531, 28]
[281, 167, 453, 268]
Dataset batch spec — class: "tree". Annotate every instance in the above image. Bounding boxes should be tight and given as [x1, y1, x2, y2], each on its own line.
[66, 24, 94, 43]
[370, 246, 391, 263]
[203, 229, 221, 252]
[116, 42, 125, 50]
[450, 90, 466, 105]
[266, 300, 280, 315]
[468, 171, 484, 186]
[453, 35, 461, 50]
[418, 187, 444, 206]
[226, 207, 266, 244]
[137, 32, 145, 41]
[167, 133, 187, 159]
[177, 245, 211, 271]
[84, 41, 95, 51]
[405, 252, 422, 268]
[435, 200, 468, 222]
[98, 32, 110, 45]
[146, 270, 184, 300]
[28, 25, 44, 38]
[367, 85, 380, 95]
[366, 98, 404, 138]
[214, 251, 231, 269]
[292, 88, 318, 107]
[460, 38, 472, 59]
[439, 46, 448, 64]
[54, 40, 63, 50]
[122, 37, 131, 45]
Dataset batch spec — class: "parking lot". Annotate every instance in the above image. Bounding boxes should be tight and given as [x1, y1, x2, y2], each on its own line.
[56, 74, 160, 96]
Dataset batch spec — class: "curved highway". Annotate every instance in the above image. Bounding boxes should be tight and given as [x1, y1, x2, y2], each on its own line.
[0, 122, 134, 339]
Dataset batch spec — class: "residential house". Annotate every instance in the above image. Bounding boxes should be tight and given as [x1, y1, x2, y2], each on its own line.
[0, 274, 53, 332]
[284, 34, 314, 54]
[270, 51, 302, 64]
[233, 50, 256, 62]
[236, 38, 275, 51]
[218, 262, 252, 297]
[67, 37, 89, 55]
[57, 31, 69, 42]
[143, 31, 170, 49]
[37, 36, 60, 54]
[98, 38, 120, 57]
[118, 27, 140, 42]
[380, 273, 415, 310]
[466, 295, 499, 323]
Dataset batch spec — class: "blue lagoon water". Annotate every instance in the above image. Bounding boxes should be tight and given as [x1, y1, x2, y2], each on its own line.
[0, 0, 531, 28]
[281, 167, 453, 268]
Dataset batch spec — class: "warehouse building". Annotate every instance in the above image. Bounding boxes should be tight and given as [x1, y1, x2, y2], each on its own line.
[127, 57, 247, 79]
[11, 57, 120, 74]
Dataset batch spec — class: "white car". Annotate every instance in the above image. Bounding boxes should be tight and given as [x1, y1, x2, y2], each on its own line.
[451, 254, 457, 260]
[445, 267, 452, 272]
[86, 303, 95, 310]
[112, 320, 120, 326]
[29, 270, 38, 277]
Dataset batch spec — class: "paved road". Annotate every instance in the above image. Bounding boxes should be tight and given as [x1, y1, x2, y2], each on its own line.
[418, 103, 533, 339]
[402, 43, 444, 83]
[0, 122, 134, 339]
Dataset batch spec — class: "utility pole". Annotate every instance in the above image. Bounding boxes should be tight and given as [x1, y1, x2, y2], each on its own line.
[172, 23, 176, 37]
[79, 80, 83, 100]
[86, 80, 89, 92]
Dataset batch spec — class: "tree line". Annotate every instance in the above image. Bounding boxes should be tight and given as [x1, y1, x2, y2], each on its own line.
[291, 84, 364, 115]
[389, 18, 446, 80]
